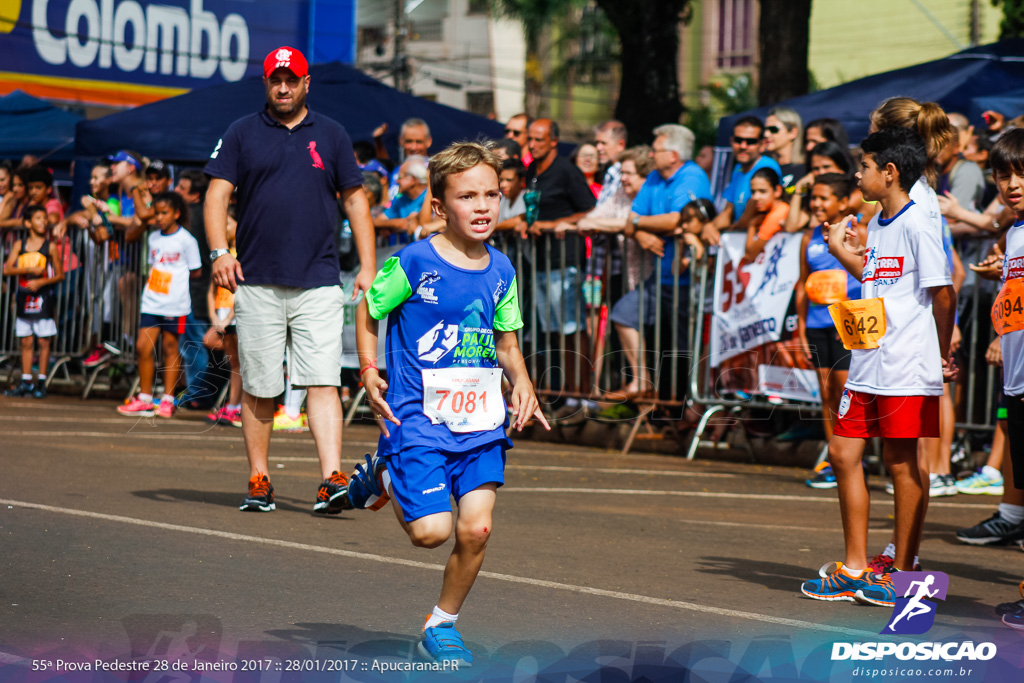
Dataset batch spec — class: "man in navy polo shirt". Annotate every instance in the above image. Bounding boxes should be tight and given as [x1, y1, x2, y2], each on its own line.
[701, 115, 781, 245]
[205, 46, 376, 515]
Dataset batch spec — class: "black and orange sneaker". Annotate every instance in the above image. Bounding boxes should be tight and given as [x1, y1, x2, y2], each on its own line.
[313, 471, 351, 515]
[240, 473, 275, 512]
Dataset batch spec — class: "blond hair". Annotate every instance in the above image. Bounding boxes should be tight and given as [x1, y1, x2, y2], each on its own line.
[428, 141, 502, 199]
[619, 145, 653, 178]
[870, 97, 955, 185]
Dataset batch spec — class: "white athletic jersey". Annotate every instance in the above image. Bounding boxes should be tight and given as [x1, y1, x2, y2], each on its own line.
[910, 176, 941, 231]
[140, 226, 201, 317]
[846, 200, 953, 396]
[1001, 219, 1024, 396]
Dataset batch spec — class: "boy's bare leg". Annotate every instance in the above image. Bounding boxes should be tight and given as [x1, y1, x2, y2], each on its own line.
[437, 485, 496, 615]
[305, 385, 342, 478]
[885, 438, 924, 570]
[137, 327, 159, 394]
[38, 337, 51, 382]
[390, 484, 497, 616]
[241, 392, 275, 478]
[20, 335, 33, 378]
[160, 331, 181, 398]
[831, 435, 870, 570]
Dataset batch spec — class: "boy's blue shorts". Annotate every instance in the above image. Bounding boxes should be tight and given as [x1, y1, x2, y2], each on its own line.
[385, 441, 506, 522]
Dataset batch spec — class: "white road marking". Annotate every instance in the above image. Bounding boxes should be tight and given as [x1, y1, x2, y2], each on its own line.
[499, 487, 989, 509]
[0, 497, 879, 639]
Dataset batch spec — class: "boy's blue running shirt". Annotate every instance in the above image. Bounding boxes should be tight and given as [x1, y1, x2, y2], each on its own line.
[366, 236, 522, 455]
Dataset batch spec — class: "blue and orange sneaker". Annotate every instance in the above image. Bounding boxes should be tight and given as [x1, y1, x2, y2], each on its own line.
[800, 561, 877, 602]
[418, 622, 473, 667]
[854, 568, 898, 607]
[805, 462, 837, 489]
[344, 452, 391, 511]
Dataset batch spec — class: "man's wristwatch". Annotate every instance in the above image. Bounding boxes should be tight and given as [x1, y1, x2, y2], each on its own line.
[209, 248, 231, 262]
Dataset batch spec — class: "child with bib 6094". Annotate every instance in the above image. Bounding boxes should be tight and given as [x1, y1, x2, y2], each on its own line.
[118, 192, 201, 418]
[968, 128, 1024, 630]
[344, 141, 550, 667]
[800, 126, 957, 608]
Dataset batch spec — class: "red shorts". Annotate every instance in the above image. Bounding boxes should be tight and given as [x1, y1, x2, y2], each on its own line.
[833, 389, 939, 439]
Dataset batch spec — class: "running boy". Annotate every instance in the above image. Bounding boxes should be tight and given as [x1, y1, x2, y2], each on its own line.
[118, 192, 201, 418]
[2, 205, 64, 398]
[800, 126, 956, 607]
[346, 142, 549, 666]
[204, 223, 242, 428]
[968, 128, 1024, 630]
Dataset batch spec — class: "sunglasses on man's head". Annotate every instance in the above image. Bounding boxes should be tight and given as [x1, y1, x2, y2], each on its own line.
[733, 136, 760, 146]
[505, 128, 524, 136]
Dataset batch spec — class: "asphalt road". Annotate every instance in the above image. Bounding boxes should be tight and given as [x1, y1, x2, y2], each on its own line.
[2, 395, 1023, 682]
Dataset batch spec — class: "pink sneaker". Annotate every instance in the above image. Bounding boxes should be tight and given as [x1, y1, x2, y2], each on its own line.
[223, 405, 242, 427]
[83, 347, 111, 368]
[156, 399, 176, 419]
[118, 395, 156, 416]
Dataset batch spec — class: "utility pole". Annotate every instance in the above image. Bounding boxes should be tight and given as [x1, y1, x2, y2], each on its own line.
[393, 0, 409, 92]
[969, 0, 981, 46]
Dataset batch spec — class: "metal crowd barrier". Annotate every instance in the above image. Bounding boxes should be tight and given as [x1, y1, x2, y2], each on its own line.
[1, 223, 144, 398]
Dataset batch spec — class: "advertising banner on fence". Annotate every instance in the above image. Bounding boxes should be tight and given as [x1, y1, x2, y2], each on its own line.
[710, 231, 820, 403]
[0, 0, 355, 106]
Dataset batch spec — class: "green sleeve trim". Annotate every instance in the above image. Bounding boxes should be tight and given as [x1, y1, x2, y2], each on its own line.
[494, 275, 523, 331]
[366, 256, 412, 319]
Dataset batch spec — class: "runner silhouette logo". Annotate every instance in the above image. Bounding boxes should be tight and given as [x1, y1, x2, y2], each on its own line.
[882, 571, 949, 635]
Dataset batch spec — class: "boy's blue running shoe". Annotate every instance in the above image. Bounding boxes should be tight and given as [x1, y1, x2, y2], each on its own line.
[854, 569, 897, 607]
[805, 462, 837, 489]
[345, 452, 390, 511]
[1003, 612, 1024, 631]
[418, 622, 473, 667]
[800, 562, 876, 602]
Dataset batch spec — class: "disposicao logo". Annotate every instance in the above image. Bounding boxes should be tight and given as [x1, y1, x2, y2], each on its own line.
[831, 572, 997, 663]
[884, 571, 948, 635]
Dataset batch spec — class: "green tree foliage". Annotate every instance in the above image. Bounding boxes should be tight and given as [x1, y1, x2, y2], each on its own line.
[992, 0, 1024, 38]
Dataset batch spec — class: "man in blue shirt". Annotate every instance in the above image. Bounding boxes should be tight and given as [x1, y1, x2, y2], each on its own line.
[205, 46, 376, 516]
[374, 155, 428, 239]
[701, 116, 782, 245]
[611, 124, 711, 397]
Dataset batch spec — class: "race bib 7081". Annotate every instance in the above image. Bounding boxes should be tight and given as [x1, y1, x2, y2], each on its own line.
[422, 368, 504, 433]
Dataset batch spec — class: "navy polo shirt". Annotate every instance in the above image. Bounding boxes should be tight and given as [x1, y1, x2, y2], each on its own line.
[205, 107, 364, 289]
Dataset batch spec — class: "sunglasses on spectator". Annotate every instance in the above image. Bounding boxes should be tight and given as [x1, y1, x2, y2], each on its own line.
[505, 128, 524, 136]
[733, 136, 760, 146]
[764, 125, 781, 135]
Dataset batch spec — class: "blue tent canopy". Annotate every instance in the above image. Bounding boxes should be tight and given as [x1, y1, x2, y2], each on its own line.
[716, 39, 1024, 148]
[75, 61, 505, 165]
[969, 88, 1024, 128]
[0, 90, 82, 163]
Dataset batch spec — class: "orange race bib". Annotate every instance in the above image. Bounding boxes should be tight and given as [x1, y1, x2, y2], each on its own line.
[806, 269, 848, 305]
[992, 279, 1024, 336]
[147, 268, 172, 295]
[17, 252, 46, 271]
[829, 298, 886, 350]
[214, 287, 234, 310]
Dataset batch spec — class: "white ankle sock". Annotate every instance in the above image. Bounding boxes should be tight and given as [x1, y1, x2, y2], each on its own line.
[1000, 503, 1024, 525]
[424, 606, 458, 630]
[882, 543, 896, 559]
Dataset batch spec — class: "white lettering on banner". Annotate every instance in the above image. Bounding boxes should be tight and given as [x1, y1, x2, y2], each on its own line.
[31, 0, 250, 81]
[710, 232, 803, 368]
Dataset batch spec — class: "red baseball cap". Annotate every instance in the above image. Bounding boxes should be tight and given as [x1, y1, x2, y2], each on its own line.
[263, 46, 309, 78]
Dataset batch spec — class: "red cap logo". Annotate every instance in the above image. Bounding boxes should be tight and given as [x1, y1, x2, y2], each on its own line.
[264, 46, 308, 78]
